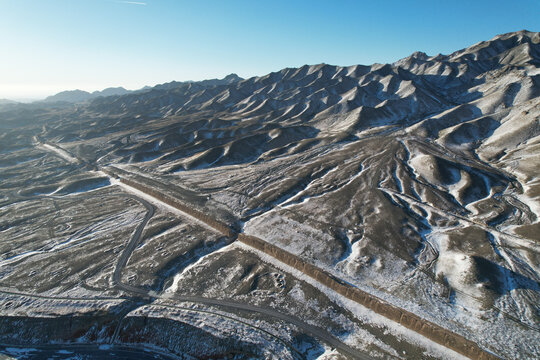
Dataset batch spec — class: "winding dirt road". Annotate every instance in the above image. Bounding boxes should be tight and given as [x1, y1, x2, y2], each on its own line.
[112, 194, 370, 359]
[8, 140, 369, 358]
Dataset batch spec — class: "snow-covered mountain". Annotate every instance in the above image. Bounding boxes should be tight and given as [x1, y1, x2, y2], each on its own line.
[0, 30, 539, 359]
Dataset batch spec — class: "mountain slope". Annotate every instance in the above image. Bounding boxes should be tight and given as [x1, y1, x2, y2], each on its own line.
[0, 30, 539, 359]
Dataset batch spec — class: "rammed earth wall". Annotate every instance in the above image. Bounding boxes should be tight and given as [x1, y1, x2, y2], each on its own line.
[104, 167, 499, 360]
[236, 234, 499, 360]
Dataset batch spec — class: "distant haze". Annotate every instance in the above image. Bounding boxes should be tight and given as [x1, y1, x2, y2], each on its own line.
[0, 0, 538, 100]
[0, 84, 135, 102]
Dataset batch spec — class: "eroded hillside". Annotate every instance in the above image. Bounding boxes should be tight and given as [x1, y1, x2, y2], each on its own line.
[0, 30, 539, 359]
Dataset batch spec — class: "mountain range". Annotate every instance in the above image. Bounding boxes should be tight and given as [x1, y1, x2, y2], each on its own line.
[40, 73, 244, 104]
[0, 30, 539, 359]
[42, 87, 132, 103]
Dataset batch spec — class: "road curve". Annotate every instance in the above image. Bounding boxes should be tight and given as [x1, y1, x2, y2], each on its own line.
[112, 195, 155, 287]
[113, 194, 371, 360]
[33, 142, 371, 359]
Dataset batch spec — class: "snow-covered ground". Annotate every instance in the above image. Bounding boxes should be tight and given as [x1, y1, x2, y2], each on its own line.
[1, 30, 539, 359]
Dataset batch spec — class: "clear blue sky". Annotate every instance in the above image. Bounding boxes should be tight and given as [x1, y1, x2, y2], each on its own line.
[1, 0, 538, 100]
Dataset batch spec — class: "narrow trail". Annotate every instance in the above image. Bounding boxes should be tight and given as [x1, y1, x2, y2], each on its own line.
[111, 195, 155, 288]
[33, 137, 81, 165]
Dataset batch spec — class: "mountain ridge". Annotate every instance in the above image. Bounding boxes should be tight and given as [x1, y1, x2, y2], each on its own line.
[0, 30, 539, 359]
[82, 30, 538, 125]
[41, 74, 244, 104]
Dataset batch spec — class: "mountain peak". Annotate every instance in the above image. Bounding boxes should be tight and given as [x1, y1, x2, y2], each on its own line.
[410, 51, 428, 60]
[223, 73, 243, 83]
[44, 89, 91, 103]
[92, 87, 129, 97]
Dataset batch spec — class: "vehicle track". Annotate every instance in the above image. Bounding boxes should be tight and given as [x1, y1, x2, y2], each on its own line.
[111, 192, 369, 359]
[22, 142, 371, 358]
[34, 140, 506, 359]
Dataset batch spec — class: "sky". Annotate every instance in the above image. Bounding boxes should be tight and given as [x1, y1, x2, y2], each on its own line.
[0, 0, 538, 101]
